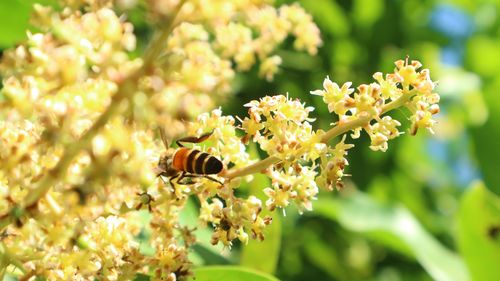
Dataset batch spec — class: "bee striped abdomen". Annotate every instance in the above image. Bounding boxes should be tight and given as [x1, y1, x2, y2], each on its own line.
[172, 147, 190, 171]
[186, 149, 200, 173]
[204, 156, 223, 174]
[172, 147, 223, 175]
[193, 152, 210, 174]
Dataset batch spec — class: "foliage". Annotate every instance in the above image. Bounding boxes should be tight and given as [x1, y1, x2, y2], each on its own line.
[0, 0, 499, 281]
[457, 182, 500, 281]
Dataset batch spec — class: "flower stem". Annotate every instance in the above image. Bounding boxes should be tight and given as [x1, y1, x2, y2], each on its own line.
[223, 90, 415, 180]
[225, 155, 281, 180]
[142, 0, 186, 71]
[23, 90, 127, 208]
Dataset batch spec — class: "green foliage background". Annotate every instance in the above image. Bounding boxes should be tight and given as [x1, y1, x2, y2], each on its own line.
[1, 0, 499, 281]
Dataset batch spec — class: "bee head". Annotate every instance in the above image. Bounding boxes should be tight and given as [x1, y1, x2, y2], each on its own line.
[156, 150, 178, 177]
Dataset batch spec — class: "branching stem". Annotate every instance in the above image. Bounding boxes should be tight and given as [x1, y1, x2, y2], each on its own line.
[223, 90, 415, 180]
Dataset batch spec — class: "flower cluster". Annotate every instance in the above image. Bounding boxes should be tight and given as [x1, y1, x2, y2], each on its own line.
[0, 0, 322, 279]
[316, 136, 354, 191]
[0, 0, 439, 280]
[230, 58, 439, 213]
[172, 59, 439, 246]
[312, 59, 439, 152]
[242, 95, 321, 160]
[239, 95, 325, 213]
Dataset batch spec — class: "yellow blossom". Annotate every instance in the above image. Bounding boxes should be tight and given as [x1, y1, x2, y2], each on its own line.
[0, 0, 440, 277]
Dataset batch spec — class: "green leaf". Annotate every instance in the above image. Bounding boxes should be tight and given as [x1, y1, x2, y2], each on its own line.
[190, 266, 280, 281]
[352, 0, 384, 29]
[133, 273, 150, 281]
[302, 231, 347, 280]
[299, 0, 350, 37]
[471, 77, 500, 196]
[0, 0, 31, 48]
[240, 144, 281, 274]
[179, 198, 230, 264]
[0, 0, 56, 48]
[465, 36, 500, 78]
[457, 182, 500, 281]
[239, 212, 281, 274]
[313, 192, 469, 281]
[276, 50, 321, 71]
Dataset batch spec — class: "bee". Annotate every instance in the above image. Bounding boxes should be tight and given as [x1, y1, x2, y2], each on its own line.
[156, 128, 224, 187]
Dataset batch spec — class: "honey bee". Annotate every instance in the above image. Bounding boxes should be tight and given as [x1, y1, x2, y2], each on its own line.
[156, 128, 224, 187]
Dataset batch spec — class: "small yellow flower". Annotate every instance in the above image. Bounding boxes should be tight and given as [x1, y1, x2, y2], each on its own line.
[259, 55, 282, 81]
[310, 77, 354, 116]
[280, 3, 322, 55]
[366, 116, 402, 152]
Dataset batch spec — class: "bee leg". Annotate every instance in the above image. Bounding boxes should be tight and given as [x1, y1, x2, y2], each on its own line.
[176, 131, 213, 147]
[203, 175, 223, 186]
[177, 174, 223, 186]
[158, 175, 168, 185]
[176, 172, 213, 185]
[168, 173, 186, 199]
[175, 171, 187, 184]
[169, 173, 179, 188]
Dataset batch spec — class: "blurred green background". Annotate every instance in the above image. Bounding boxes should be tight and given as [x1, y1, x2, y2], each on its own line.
[1, 0, 500, 281]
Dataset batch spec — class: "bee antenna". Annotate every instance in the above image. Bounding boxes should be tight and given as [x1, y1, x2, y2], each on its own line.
[159, 127, 170, 149]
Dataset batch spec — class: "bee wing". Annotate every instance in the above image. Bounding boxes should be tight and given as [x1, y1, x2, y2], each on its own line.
[159, 127, 170, 150]
[175, 131, 213, 147]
